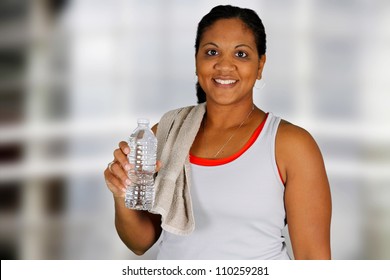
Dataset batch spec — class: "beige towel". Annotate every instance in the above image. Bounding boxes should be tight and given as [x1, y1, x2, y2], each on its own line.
[151, 103, 206, 235]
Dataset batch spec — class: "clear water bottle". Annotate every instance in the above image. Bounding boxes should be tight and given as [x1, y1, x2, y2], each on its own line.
[125, 118, 157, 210]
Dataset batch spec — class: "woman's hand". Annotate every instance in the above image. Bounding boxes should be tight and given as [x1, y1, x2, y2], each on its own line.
[104, 141, 131, 198]
[104, 141, 161, 198]
[104, 140, 162, 255]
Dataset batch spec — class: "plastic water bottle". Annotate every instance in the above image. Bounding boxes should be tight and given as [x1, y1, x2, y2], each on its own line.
[125, 118, 157, 210]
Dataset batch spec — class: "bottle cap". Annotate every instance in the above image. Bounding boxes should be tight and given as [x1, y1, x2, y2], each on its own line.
[137, 118, 150, 124]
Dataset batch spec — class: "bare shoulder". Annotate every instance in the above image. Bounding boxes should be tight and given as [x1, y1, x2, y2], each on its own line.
[278, 119, 320, 149]
[276, 119, 326, 182]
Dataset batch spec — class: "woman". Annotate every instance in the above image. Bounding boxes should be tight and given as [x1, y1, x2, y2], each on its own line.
[104, 5, 331, 260]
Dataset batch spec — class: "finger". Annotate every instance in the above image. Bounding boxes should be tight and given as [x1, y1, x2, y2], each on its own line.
[104, 168, 126, 196]
[107, 161, 115, 173]
[106, 159, 129, 187]
[111, 161, 131, 186]
[119, 141, 130, 155]
[113, 147, 130, 171]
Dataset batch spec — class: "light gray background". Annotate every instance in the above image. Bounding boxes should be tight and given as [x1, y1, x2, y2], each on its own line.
[0, 0, 389, 259]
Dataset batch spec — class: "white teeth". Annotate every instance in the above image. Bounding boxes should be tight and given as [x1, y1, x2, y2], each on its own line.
[215, 79, 237, 85]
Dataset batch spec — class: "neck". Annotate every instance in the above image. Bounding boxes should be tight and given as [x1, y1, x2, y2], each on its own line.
[204, 102, 256, 130]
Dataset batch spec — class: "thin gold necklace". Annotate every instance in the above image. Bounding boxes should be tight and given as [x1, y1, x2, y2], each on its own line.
[203, 104, 255, 158]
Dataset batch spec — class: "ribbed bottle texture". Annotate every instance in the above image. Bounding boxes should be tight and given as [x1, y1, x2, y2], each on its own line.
[125, 118, 157, 210]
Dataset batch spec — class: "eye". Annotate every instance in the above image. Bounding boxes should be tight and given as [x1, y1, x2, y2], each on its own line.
[206, 49, 218, 56]
[235, 51, 248, 58]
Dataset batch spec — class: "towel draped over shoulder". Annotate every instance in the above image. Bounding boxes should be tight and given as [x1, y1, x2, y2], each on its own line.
[150, 103, 206, 235]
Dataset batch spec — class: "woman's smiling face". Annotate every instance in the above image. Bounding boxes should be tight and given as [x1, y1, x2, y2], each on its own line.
[195, 18, 266, 106]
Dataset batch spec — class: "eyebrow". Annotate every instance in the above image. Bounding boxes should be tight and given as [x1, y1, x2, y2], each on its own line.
[235, 44, 254, 51]
[201, 42, 254, 51]
[201, 42, 219, 48]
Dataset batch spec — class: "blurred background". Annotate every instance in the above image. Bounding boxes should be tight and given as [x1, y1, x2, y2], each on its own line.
[0, 0, 389, 260]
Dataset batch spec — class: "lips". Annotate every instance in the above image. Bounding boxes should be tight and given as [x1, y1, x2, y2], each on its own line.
[214, 78, 237, 85]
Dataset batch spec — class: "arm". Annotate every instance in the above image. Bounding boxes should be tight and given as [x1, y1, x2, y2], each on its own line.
[276, 121, 332, 259]
[104, 126, 162, 255]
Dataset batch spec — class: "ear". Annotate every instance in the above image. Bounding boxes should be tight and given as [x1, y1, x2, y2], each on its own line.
[257, 55, 266, 80]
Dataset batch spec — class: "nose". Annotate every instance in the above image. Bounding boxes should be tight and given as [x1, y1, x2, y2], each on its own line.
[214, 55, 236, 72]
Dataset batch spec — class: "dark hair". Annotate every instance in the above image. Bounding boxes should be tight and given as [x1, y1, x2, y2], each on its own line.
[194, 5, 267, 103]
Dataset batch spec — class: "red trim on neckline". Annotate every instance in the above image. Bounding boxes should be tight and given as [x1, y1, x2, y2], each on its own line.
[190, 113, 269, 166]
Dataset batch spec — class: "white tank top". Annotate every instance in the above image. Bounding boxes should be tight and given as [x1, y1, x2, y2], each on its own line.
[156, 112, 290, 260]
